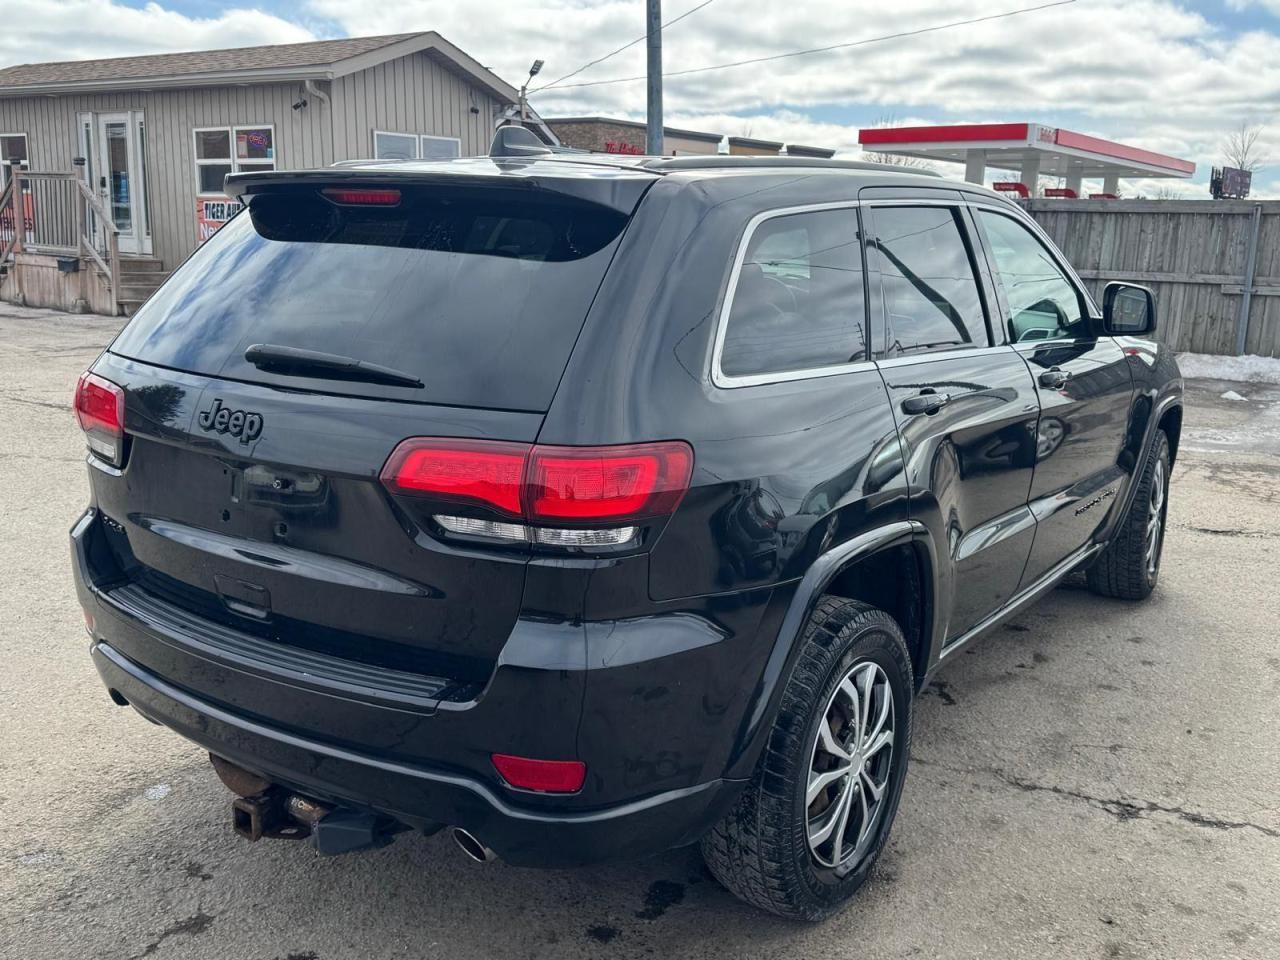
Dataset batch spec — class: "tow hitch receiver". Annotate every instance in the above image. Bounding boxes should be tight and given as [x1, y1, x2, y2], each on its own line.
[232, 788, 310, 842]
[217, 754, 403, 855]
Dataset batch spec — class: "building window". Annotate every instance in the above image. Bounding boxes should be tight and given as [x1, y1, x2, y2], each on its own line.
[1, 133, 28, 190]
[373, 130, 462, 161]
[194, 125, 275, 196]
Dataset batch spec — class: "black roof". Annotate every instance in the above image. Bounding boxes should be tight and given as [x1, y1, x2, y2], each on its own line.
[228, 153, 1015, 209]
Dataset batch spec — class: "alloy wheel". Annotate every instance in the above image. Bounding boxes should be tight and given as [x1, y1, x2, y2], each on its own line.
[1145, 458, 1166, 578]
[806, 660, 895, 873]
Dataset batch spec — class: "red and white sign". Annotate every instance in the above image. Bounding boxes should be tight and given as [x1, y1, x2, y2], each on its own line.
[196, 196, 242, 244]
[0, 192, 35, 245]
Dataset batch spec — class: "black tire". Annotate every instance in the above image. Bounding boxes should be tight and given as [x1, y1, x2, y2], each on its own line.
[1087, 430, 1170, 600]
[701, 597, 914, 921]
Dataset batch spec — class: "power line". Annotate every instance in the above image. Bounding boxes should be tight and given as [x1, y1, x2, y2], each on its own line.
[531, 0, 720, 94]
[532, 0, 1077, 94]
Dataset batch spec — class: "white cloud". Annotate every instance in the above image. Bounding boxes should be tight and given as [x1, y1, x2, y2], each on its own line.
[1227, 0, 1280, 14]
[1, 0, 1276, 192]
[298, 0, 1280, 185]
[0, 1, 315, 66]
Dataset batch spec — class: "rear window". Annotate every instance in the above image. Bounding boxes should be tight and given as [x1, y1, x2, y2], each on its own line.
[110, 184, 631, 410]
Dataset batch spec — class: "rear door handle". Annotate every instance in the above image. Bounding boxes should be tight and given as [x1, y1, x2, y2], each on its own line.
[901, 391, 950, 416]
[1038, 367, 1072, 389]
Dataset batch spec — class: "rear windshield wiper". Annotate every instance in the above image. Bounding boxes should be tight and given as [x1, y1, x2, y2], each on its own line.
[244, 344, 423, 389]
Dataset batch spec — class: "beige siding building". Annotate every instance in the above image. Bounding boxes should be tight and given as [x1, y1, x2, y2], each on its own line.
[0, 33, 517, 312]
[726, 135, 783, 157]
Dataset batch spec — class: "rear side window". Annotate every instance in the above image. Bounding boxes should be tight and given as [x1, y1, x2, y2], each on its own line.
[870, 206, 988, 358]
[977, 210, 1086, 342]
[719, 208, 867, 380]
[110, 185, 630, 411]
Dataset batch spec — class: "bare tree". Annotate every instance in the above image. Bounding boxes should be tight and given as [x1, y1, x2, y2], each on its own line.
[861, 114, 936, 172]
[1221, 120, 1267, 173]
[1148, 184, 1185, 200]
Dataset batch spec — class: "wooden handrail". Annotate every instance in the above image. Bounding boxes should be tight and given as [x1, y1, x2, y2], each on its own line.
[72, 178, 120, 315]
[0, 175, 15, 263]
[74, 178, 120, 237]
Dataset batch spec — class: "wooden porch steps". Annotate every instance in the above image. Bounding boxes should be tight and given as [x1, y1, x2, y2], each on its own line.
[116, 256, 168, 315]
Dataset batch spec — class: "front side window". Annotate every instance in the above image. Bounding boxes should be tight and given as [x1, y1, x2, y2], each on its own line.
[194, 126, 275, 196]
[719, 208, 867, 380]
[871, 206, 988, 358]
[978, 210, 1085, 342]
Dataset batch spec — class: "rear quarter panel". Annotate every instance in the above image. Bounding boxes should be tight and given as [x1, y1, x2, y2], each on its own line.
[538, 172, 913, 796]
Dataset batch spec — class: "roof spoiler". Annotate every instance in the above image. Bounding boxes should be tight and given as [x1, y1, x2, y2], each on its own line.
[490, 125, 553, 158]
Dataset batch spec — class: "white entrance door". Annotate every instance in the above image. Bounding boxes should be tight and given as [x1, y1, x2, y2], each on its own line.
[95, 112, 150, 255]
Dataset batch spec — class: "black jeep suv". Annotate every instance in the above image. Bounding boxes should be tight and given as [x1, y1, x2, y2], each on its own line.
[72, 140, 1182, 920]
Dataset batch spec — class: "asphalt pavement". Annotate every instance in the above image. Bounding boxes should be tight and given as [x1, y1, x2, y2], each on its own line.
[1, 303, 1276, 959]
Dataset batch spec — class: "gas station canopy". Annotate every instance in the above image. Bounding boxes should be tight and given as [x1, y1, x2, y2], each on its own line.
[858, 122, 1196, 197]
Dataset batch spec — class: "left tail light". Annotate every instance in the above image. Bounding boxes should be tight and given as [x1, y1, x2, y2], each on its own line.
[381, 438, 694, 550]
[74, 372, 125, 467]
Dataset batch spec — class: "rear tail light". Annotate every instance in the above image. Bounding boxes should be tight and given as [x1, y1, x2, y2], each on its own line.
[527, 443, 692, 521]
[381, 438, 693, 548]
[74, 372, 125, 466]
[382, 439, 526, 515]
[491, 754, 586, 793]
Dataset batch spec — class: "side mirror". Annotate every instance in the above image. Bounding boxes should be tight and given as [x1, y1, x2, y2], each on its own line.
[1102, 282, 1156, 335]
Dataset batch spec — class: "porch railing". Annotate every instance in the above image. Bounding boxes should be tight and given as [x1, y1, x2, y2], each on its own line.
[3, 160, 120, 314]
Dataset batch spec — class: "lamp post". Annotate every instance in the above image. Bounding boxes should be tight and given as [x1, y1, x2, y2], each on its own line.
[519, 59, 544, 126]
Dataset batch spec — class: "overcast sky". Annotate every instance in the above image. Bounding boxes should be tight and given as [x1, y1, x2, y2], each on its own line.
[1, 0, 1276, 196]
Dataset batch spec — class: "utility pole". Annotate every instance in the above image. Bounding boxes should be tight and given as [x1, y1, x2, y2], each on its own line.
[646, 0, 663, 156]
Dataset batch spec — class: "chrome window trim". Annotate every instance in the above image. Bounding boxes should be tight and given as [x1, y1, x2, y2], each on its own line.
[874, 343, 1015, 369]
[708, 194, 1099, 389]
[710, 200, 874, 389]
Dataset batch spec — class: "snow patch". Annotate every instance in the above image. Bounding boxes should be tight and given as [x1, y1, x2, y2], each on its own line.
[1221, 390, 1249, 402]
[1178, 352, 1280, 384]
[144, 783, 171, 801]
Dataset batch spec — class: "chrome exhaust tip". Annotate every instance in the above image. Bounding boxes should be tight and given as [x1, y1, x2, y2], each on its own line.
[451, 827, 497, 863]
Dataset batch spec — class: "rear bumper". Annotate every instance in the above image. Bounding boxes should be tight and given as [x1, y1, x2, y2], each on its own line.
[92, 640, 739, 866]
[72, 507, 760, 865]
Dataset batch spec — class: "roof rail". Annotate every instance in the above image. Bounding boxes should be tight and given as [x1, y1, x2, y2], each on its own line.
[640, 155, 942, 177]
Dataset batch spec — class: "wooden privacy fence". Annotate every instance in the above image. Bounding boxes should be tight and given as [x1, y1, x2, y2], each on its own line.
[1025, 199, 1280, 356]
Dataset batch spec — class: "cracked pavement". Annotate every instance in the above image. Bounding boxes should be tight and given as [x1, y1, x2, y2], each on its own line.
[1, 303, 1277, 959]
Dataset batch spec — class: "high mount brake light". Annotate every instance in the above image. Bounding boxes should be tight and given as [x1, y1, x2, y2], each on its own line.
[322, 187, 401, 206]
[380, 438, 694, 528]
[74, 372, 125, 466]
